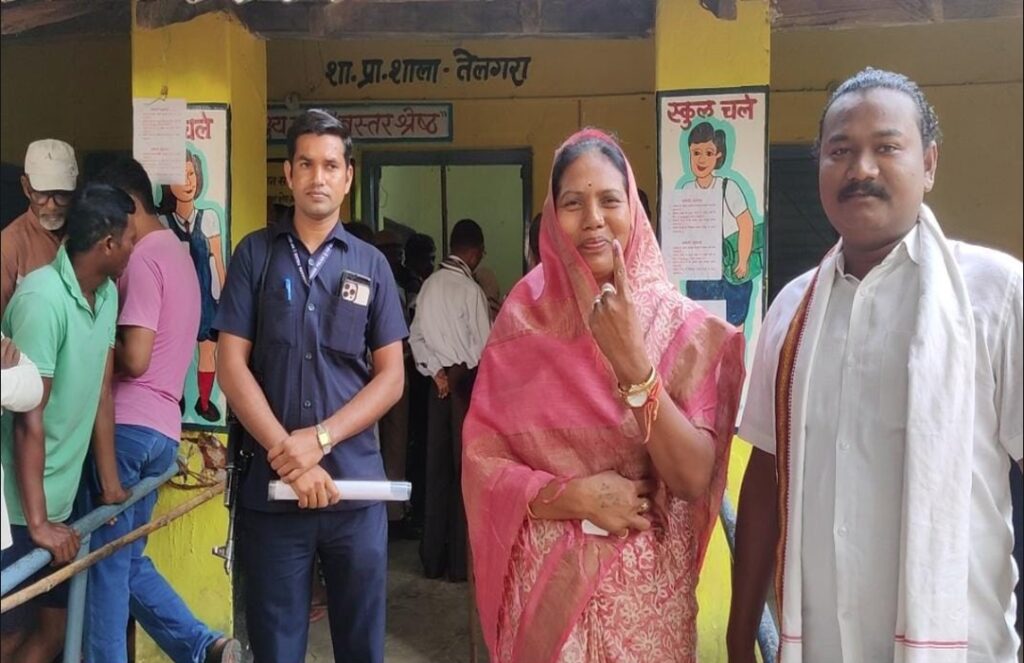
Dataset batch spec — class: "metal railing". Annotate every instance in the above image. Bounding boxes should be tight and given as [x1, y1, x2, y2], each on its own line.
[0, 463, 224, 663]
[720, 493, 779, 663]
[2, 466, 776, 662]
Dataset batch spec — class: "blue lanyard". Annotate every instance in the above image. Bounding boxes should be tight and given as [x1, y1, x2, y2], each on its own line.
[286, 235, 335, 288]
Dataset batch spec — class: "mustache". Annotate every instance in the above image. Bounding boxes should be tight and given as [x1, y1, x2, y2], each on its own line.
[838, 181, 889, 202]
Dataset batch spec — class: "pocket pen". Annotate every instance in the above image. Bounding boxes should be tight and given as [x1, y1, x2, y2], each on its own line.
[284, 277, 292, 302]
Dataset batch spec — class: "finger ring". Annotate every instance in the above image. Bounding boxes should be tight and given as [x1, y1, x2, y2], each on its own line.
[637, 499, 650, 515]
[593, 294, 604, 308]
[601, 283, 617, 298]
[617, 530, 629, 539]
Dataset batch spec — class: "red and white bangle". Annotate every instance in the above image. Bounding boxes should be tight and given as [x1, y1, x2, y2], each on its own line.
[527, 477, 571, 519]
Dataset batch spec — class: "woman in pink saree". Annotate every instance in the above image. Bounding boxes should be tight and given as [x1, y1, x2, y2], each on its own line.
[462, 129, 745, 663]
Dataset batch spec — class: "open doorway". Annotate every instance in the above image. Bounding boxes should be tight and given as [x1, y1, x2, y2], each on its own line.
[766, 144, 837, 304]
[361, 149, 532, 297]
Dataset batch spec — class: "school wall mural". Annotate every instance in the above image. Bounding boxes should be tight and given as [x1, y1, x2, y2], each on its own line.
[658, 88, 768, 378]
[153, 104, 232, 432]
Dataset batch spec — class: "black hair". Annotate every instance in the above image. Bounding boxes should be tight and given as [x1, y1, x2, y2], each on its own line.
[528, 213, 542, 264]
[636, 190, 652, 220]
[450, 218, 484, 251]
[688, 122, 727, 169]
[286, 109, 354, 165]
[345, 221, 375, 244]
[552, 133, 629, 200]
[816, 67, 942, 155]
[405, 232, 436, 260]
[93, 157, 157, 214]
[65, 183, 134, 256]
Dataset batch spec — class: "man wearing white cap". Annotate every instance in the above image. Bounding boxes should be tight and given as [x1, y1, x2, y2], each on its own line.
[0, 139, 78, 316]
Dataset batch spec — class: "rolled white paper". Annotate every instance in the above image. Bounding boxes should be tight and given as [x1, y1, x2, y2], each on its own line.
[268, 480, 412, 502]
[581, 519, 610, 537]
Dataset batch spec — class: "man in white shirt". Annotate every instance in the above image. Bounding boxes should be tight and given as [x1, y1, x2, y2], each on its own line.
[409, 218, 491, 582]
[1, 335, 44, 551]
[727, 68, 1023, 663]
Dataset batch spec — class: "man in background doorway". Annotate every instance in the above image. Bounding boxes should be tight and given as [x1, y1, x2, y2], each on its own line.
[402, 232, 437, 533]
[404, 233, 437, 305]
[409, 219, 491, 582]
[374, 229, 416, 537]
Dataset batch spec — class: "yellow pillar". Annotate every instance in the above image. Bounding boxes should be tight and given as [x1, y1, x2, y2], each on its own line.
[131, 7, 266, 661]
[655, 0, 770, 91]
[654, 2, 771, 661]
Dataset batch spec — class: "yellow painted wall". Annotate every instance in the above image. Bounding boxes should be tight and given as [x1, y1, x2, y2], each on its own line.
[654, 2, 772, 660]
[131, 10, 268, 245]
[132, 8, 267, 662]
[656, 0, 771, 91]
[771, 18, 1024, 259]
[0, 36, 131, 167]
[266, 38, 658, 222]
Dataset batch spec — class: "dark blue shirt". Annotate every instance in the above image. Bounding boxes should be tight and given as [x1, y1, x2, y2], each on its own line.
[213, 219, 408, 512]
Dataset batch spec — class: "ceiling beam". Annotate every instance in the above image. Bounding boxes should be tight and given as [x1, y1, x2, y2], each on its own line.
[942, 0, 1022, 20]
[773, 0, 936, 29]
[135, 0, 227, 30]
[9, 0, 1016, 40]
[772, 0, 1021, 29]
[234, 0, 654, 39]
[1, 0, 116, 36]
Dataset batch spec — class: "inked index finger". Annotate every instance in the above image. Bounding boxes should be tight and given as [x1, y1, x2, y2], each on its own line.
[612, 239, 631, 299]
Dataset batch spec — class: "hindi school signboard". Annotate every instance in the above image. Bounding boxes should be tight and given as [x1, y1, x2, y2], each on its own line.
[267, 103, 453, 144]
[321, 48, 531, 90]
[657, 86, 768, 368]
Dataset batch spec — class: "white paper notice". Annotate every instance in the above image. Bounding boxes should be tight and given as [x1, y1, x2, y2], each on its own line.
[133, 98, 186, 185]
[662, 188, 723, 283]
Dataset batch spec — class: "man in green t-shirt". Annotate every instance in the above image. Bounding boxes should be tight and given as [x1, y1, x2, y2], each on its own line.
[0, 183, 136, 663]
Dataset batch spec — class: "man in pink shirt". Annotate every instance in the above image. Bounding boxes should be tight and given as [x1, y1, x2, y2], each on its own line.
[84, 159, 239, 663]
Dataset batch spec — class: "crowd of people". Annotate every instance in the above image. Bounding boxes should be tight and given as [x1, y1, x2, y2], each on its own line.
[1, 149, 238, 662]
[0, 67, 1021, 663]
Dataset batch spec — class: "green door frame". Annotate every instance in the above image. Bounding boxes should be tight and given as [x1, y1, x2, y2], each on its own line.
[360, 148, 532, 258]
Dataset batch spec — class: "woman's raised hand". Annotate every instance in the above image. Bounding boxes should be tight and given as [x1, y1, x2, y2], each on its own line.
[588, 240, 651, 387]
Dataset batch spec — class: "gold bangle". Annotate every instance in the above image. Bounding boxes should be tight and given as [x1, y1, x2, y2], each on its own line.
[616, 365, 657, 398]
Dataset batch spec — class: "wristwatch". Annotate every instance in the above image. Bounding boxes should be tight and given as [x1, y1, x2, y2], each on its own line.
[617, 366, 658, 408]
[315, 423, 332, 455]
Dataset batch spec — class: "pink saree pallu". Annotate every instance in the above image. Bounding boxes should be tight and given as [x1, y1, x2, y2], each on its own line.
[462, 130, 745, 663]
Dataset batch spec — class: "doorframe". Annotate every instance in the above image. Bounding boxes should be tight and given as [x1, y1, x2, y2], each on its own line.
[360, 148, 532, 256]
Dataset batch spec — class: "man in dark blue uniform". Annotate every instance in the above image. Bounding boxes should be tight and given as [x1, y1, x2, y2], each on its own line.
[214, 109, 407, 663]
